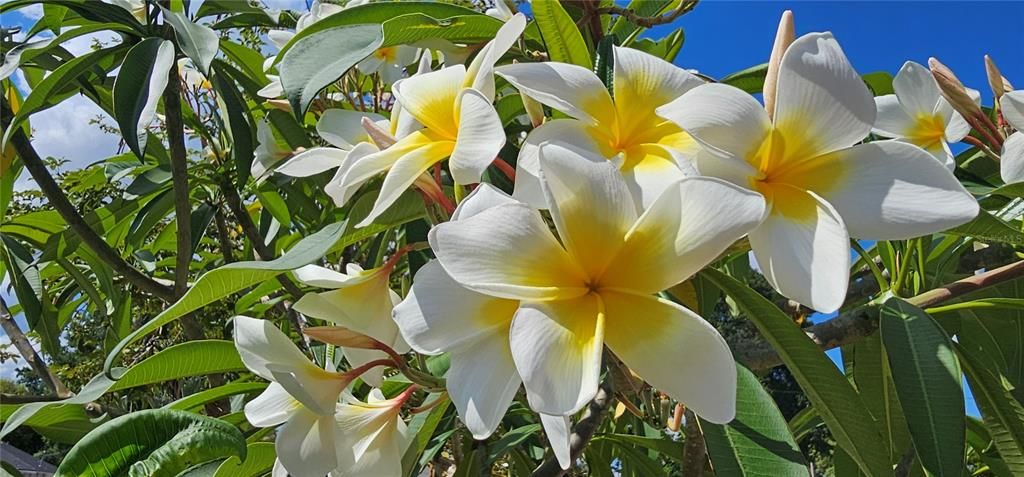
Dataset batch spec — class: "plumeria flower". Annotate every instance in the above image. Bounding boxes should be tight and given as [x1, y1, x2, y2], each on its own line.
[495, 46, 704, 209]
[177, 58, 210, 91]
[234, 316, 368, 477]
[292, 260, 411, 387]
[105, 0, 147, 22]
[357, 45, 419, 85]
[429, 141, 766, 423]
[657, 33, 978, 312]
[335, 13, 527, 227]
[296, 0, 345, 31]
[872, 61, 980, 170]
[393, 184, 573, 468]
[999, 91, 1024, 183]
[332, 387, 413, 476]
[274, 109, 388, 178]
[251, 120, 292, 181]
[485, 0, 515, 21]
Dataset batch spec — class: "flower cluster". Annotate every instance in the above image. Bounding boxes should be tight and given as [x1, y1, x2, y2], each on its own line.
[233, 10, 987, 477]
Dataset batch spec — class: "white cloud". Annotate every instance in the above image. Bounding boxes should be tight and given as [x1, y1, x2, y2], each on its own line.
[0, 0, 43, 20]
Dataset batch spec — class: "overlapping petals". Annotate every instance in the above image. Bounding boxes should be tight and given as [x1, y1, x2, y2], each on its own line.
[1000, 91, 1024, 183]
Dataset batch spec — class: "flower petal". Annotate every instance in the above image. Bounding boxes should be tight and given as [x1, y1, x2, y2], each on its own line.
[539, 413, 572, 470]
[292, 264, 352, 288]
[1001, 132, 1024, 184]
[266, 363, 346, 416]
[612, 45, 704, 139]
[392, 65, 465, 137]
[448, 331, 522, 439]
[355, 138, 455, 228]
[274, 147, 347, 177]
[620, 144, 693, 210]
[233, 315, 312, 382]
[749, 188, 850, 313]
[393, 260, 517, 355]
[244, 382, 298, 427]
[813, 141, 978, 239]
[514, 119, 604, 208]
[601, 177, 765, 294]
[317, 109, 384, 149]
[892, 60, 940, 116]
[872, 94, 913, 138]
[657, 82, 770, 161]
[538, 141, 637, 278]
[276, 409, 338, 477]
[510, 294, 603, 415]
[451, 183, 517, 220]
[465, 13, 526, 101]
[496, 62, 616, 125]
[1002, 90, 1024, 132]
[324, 142, 381, 207]
[430, 203, 587, 300]
[602, 291, 736, 424]
[449, 88, 505, 184]
[773, 33, 875, 156]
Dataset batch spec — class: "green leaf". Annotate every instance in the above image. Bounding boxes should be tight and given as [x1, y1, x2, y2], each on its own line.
[487, 424, 543, 464]
[211, 60, 256, 184]
[104, 220, 347, 375]
[0, 0, 144, 34]
[113, 38, 176, 159]
[160, 6, 220, 74]
[279, 23, 383, 116]
[0, 402, 102, 444]
[165, 382, 268, 412]
[946, 209, 1024, 245]
[380, 13, 504, 47]
[55, 409, 246, 477]
[213, 442, 275, 477]
[701, 268, 890, 477]
[862, 71, 894, 96]
[532, 0, 593, 69]
[401, 394, 451, 475]
[721, 63, 768, 94]
[990, 182, 1024, 199]
[0, 371, 123, 441]
[879, 297, 965, 476]
[593, 434, 684, 463]
[701, 365, 808, 476]
[109, 340, 245, 392]
[958, 342, 1024, 474]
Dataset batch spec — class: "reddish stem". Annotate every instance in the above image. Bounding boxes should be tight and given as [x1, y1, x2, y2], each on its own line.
[492, 157, 516, 182]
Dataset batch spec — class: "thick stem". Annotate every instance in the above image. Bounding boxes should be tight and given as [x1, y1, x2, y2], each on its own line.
[213, 204, 235, 264]
[596, 0, 698, 28]
[531, 377, 614, 477]
[682, 410, 707, 477]
[1, 98, 176, 302]
[163, 62, 192, 299]
[0, 298, 70, 397]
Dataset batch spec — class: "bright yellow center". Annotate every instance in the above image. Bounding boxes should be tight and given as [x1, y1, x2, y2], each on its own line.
[374, 47, 398, 63]
[905, 112, 946, 151]
[582, 94, 694, 174]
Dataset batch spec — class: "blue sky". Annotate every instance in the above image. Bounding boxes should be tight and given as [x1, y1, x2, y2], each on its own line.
[4, 0, 1015, 413]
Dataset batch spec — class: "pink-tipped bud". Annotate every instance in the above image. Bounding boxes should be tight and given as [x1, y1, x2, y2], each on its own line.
[764, 10, 795, 120]
[265, 99, 292, 112]
[929, 57, 984, 120]
[361, 116, 396, 149]
[305, 325, 387, 351]
[984, 55, 1012, 101]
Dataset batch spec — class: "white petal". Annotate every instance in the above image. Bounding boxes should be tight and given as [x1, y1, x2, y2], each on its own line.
[356, 54, 386, 75]
[393, 260, 517, 355]
[657, 82, 770, 161]
[451, 183, 517, 220]
[538, 141, 637, 277]
[292, 264, 352, 288]
[266, 363, 346, 416]
[1002, 90, 1024, 131]
[317, 109, 384, 149]
[603, 291, 737, 424]
[773, 33, 875, 156]
[622, 146, 694, 210]
[429, 203, 587, 300]
[449, 88, 505, 185]
[448, 331, 522, 439]
[276, 409, 338, 477]
[465, 13, 526, 101]
[937, 97, 971, 142]
[1001, 132, 1024, 184]
[354, 138, 454, 228]
[325, 141, 381, 207]
[268, 30, 294, 50]
[496, 62, 616, 125]
[244, 382, 298, 427]
[513, 119, 601, 208]
[233, 316, 311, 382]
[612, 45, 704, 142]
[274, 147, 347, 177]
[893, 61, 940, 116]
[392, 65, 465, 136]
[749, 188, 850, 313]
[692, 148, 760, 189]
[258, 78, 284, 99]
[814, 141, 978, 239]
[510, 295, 603, 415]
[601, 177, 766, 294]
[539, 413, 572, 470]
[872, 94, 912, 138]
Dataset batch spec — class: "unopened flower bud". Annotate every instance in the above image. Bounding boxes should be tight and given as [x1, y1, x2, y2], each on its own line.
[929, 57, 985, 120]
[764, 10, 794, 119]
[984, 55, 1013, 101]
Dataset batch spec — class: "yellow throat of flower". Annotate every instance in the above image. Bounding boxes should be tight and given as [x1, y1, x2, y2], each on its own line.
[905, 112, 947, 151]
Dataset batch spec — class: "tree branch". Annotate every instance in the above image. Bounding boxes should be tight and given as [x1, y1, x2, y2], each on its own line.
[0, 298, 69, 398]
[596, 0, 698, 28]
[737, 259, 1024, 370]
[163, 60, 191, 299]
[1, 98, 176, 302]
[682, 410, 708, 476]
[532, 377, 614, 477]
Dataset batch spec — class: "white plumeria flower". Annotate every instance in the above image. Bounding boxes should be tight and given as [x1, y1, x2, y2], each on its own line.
[296, 0, 345, 31]
[357, 46, 419, 85]
[105, 0, 147, 22]
[233, 316, 350, 477]
[335, 13, 527, 227]
[292, 262, 411, 387]
[872, 61, 980, 170]
[332, 388, 413, 477]
[496, 46, 704, 209]
[252, 120, 292, 181]
[274, 109, 388, 178]
[485, 0, 515, 21]
[999, 91, 1024, 183]
[393, 184, 573, 469]
[177, 58, 210, 91]
[657, 33, 978, 313]
[429, 141, 766, 423]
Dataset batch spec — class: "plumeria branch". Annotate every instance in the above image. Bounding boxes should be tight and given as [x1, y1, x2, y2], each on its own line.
[531, 377, 615, 477]
[0, 297, 69, 398]
[595, 0, 699, 28]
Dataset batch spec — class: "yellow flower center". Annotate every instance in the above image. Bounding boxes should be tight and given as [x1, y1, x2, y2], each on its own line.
[374, 47, 398, 63]
[905, 112, 946, 151]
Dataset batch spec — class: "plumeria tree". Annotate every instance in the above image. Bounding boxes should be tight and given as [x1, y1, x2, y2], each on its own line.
[1, 1, 1023, 476]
